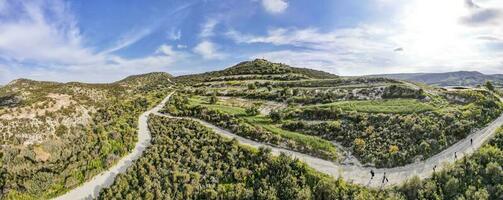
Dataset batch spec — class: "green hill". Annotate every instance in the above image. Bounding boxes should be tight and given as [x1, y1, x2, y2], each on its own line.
[165, 60, 503, 168]
[0, 72, 174, 199]
[175, 59, 338, 83]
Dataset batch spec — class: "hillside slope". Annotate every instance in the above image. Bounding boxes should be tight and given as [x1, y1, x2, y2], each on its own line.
[175, 59, 338, 83]
[0, 72, 173, 199]
[164, 59, 503, 168]
[371, 71, 503, 87]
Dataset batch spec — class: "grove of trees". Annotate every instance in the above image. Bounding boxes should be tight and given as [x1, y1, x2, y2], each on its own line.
[397, 127, 503, 200]
[99, 115, 399, 200]
[281, 90, 502, 167]
[162, 93, 337, 160]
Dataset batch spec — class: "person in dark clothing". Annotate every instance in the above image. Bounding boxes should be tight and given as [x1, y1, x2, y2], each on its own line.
[470, 138, 473, 146]
[382, 172, 389, 184]
[370, 170, 375, 179]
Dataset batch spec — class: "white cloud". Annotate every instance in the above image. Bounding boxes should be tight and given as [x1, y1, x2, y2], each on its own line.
[230, 0, 503, 75]
[0, 1, 105, 65]
[262, 0, 288, 14]
[193, 40, 225, 60]
[156, 44, 177, 56]
[0, 0, 185, 84]
[200, 19, 218, 38]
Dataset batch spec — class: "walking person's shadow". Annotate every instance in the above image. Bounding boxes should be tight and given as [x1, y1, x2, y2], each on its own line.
[366, 178, 373, 187]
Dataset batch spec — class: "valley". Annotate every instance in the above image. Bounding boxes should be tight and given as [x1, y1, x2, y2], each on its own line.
[1, 60, 503, 200]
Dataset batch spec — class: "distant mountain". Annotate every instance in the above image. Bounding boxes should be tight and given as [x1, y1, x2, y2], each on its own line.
[370, 71, 503, 87]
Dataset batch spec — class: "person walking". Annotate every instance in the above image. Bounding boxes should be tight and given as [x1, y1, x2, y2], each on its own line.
[470, 138, 473, 146]
[382, 172, 389, 184]
[454, 152, 457, 160]
[370, 170, 375, 179]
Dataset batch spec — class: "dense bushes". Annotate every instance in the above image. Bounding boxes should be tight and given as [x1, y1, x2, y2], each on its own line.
[207, 73, 309, 82]
[185, 84, 420, 105]
[163, 94, 281, 144]
[162, 93, 337, 160]
[281, 91, 502, 167]
[0, 74, 173, 199]
[99, 116, 399, 199]
[397, 127, 503, 200]
[175, 59, 338, 84]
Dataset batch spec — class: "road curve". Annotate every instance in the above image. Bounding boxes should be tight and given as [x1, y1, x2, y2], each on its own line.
[157, 96, 503, 188]
[53, 92, 174, 200]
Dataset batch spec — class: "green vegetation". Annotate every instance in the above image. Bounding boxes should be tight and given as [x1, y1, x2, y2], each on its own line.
[98, 110, 503, 200]
[304, 98, 436, 114]
[99, 115, 399, 199]
[175, 59, 338, 83]
[169, 59, 503, 168]
[3, 59, 503, 199]
[162, 93, 338, 160]
[244, 115, 337, 158]
[0, 73, 173, 199]
[282, 90, 502, 167]
[397, 127, 503, 200]
[485, 81, 495, 91]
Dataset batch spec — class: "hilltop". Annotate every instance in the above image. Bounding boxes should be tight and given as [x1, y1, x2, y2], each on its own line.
[175, 59, 338, 83]
[371, 71, 503, 87]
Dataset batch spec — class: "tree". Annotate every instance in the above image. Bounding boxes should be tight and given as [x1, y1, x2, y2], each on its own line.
[267, 85, 273, 92]
[209, 93, 218, 104]
[245, 105, 260, 116]
[485, 81, 495, 91]
[389, 145, 399, 154]
[354, 138, 365, 152]
[248, 83, 257, 90]
[269, 110, 283, 123]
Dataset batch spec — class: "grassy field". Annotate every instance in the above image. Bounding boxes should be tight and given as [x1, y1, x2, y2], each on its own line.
[188, 96, 247, 115]
[244, 115, 338, 160]
[305, 98, 436, 114]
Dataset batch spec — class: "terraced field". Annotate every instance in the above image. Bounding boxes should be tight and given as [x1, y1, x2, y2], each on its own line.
[3, 59, 503, 200]
[166, 59, 503, 167]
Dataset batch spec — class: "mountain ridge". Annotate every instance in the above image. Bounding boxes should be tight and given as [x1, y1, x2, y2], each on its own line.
[370, 71, 503, 87]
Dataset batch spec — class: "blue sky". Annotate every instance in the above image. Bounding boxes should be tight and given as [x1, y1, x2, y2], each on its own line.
[0, 0, 502, 84]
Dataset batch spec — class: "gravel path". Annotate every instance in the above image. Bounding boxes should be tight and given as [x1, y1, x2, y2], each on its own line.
[157, 96, 503, 188]
[53, 92, 174, 200]
[55, 91, 503, 199]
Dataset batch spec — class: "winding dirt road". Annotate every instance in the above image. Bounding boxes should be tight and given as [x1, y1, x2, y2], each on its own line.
[53, 92, 174, 200]
[56, 91, 503, 199]
[157, 95, 503, 188]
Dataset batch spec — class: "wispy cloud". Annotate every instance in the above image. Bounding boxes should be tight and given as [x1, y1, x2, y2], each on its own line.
[228, 0, 503, 75]
[461, 0, 502, 26]
[0, 0, 104, 65]
[199, 18, 218, 38]
[0, 0, 186, 84]
[101, 28, 153, 54]
[193, 40, 225, 60]
[167, 28, 182, 40]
